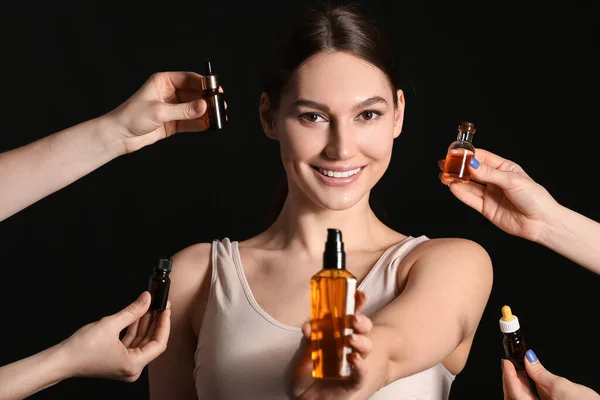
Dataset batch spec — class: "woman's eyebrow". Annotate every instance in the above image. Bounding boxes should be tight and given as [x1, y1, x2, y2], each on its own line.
[292, 96, 387, 112]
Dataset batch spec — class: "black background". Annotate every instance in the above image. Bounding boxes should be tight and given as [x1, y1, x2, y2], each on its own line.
[0, 0, 597, 399]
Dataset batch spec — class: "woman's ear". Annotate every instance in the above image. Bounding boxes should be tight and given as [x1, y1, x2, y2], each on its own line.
[393, 89, 405, 139]
[260, 93, 278, 140]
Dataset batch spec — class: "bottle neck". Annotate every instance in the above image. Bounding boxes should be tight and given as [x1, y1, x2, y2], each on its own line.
[456, 131, 474, 143]
[153, 270, 170, 278]
[323, 251, 345, 270]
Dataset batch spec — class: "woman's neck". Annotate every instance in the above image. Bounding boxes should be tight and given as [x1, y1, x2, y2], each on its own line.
[265, 189, 386, 256]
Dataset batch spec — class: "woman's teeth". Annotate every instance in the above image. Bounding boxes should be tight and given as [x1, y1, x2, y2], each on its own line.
[318, 167, 361, 178]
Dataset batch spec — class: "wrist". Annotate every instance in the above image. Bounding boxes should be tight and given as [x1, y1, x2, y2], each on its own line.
[41, 341, 79, 383]
[535, 202, 571, 248]
[94, 112, 129, 158]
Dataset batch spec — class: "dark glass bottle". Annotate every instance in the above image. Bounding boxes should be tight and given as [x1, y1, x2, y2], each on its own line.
[148, 258, 172, 311]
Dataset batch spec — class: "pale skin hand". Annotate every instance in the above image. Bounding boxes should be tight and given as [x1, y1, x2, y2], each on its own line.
[0, 291, 171, 400]
[293, 291, 374, 400]
[439, 148, 600, 275]
[0, 71, 222, 222]
[502, 353, 600, 400]
[438, 148, 559, 242]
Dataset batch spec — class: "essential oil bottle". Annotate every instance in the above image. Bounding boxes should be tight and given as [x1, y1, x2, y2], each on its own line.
[201, 58, 227, 130]
[148, 258, 172, 311]
[310, 228, 357, 379]
[440, 121, 476, 184]
[500, 305, 527, 371]
[500, 305, 539, 395]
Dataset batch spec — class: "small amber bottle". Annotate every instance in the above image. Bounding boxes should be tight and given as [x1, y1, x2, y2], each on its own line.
[201, 59, 227, 130]
[440, 121, 476, 184]
[500, 305, 539, 395]
[148, 258, 172, 311]
[310, 228, 357, 379]
[500, 305, 527, 371]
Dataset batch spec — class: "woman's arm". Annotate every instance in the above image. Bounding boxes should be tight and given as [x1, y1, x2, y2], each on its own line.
[536, 204, 600, 276]
[0, 291, 170, 400]
[0, 341, 74, 400]
[358, 238, 493, 394]
[148, 243, 212, 400]
[0, 116, 124, 222]
[0, 71, 209, 223]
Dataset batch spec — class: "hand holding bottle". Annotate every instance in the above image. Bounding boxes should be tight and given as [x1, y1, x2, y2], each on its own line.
[292, 290, 373, 399]
[502, 350, 600, 400]
[0, 291, 170, 400]
[107, 71, 225, 154]
[438, 148, 560, 242]
[61, 291, 171, 381]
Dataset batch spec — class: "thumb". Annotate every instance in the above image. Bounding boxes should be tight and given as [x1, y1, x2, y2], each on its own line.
[524, 349, 558, 387]
[112, 291, 152, 329]
[469, 156, 516, 189]
[156, 99, 207, 122]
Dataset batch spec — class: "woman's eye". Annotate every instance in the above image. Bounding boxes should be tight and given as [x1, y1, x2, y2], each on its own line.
[299, 113, 325, 123]
[358, 110, 382, 121]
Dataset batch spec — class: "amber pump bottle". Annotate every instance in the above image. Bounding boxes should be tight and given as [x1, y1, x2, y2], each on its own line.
[201, 59, 227, 130]
[441, 121, 476, 184]
[310, 228, 357, 379]
[148, 258, 172, 311]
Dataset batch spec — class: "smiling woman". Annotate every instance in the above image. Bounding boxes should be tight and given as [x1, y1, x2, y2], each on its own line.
[148, 4, 493, 400]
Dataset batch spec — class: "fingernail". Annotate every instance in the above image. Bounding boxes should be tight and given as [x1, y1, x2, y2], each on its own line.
[350, 334, 358, 342]
[469, 157, 480, 169]
[525, 349, 538, 363]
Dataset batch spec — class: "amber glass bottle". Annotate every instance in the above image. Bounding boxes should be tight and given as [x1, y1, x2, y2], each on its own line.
[148, 258, 172, 311]
[310, 228, 357, 379]
[441, 121, 476, 184]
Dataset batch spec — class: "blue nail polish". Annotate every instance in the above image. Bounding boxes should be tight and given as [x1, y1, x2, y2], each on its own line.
[469, 157, 480, 169]
[526, 349, 538, 363]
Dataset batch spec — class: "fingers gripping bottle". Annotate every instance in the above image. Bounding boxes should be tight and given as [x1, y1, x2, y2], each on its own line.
[310, 229, 357, 379]
[441, 121, 476, 184]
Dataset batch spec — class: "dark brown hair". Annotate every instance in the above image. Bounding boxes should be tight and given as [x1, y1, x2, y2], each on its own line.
[264, 3, 398, 224]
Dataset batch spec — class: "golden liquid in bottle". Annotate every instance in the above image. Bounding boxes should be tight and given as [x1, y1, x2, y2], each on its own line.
[441, 148, 474, 184]
[310, 269, 357, 379]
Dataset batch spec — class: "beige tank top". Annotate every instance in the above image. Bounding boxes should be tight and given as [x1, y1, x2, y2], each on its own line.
[194, 236, 455, 399]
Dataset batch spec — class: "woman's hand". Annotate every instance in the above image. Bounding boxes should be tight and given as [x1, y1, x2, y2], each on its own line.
[106, 71, 223, 154]
[439, 148, 561, 242]
[502, 350, 600, 400]
[61, 291, 171, 382]
[292, 290, 373, 400]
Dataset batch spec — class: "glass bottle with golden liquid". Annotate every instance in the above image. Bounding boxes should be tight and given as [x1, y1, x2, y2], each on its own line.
[441, 121, 476, 184]
[310, 228, 357, 379]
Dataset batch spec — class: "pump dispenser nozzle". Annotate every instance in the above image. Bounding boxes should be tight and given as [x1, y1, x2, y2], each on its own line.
[323, 228, 345, 270]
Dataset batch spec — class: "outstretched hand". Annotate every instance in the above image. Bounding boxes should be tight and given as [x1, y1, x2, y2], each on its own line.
[439, 148, 560, 242]
[62, 291, 171, 382]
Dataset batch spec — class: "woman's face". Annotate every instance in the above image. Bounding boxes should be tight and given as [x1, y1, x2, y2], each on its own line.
[261, 51, 405, 212]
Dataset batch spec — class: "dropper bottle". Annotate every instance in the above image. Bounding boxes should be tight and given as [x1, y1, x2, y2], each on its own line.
[310, 228, 357, 379]
[499, 305, 540, 396]
[500, 305, 527, 371]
